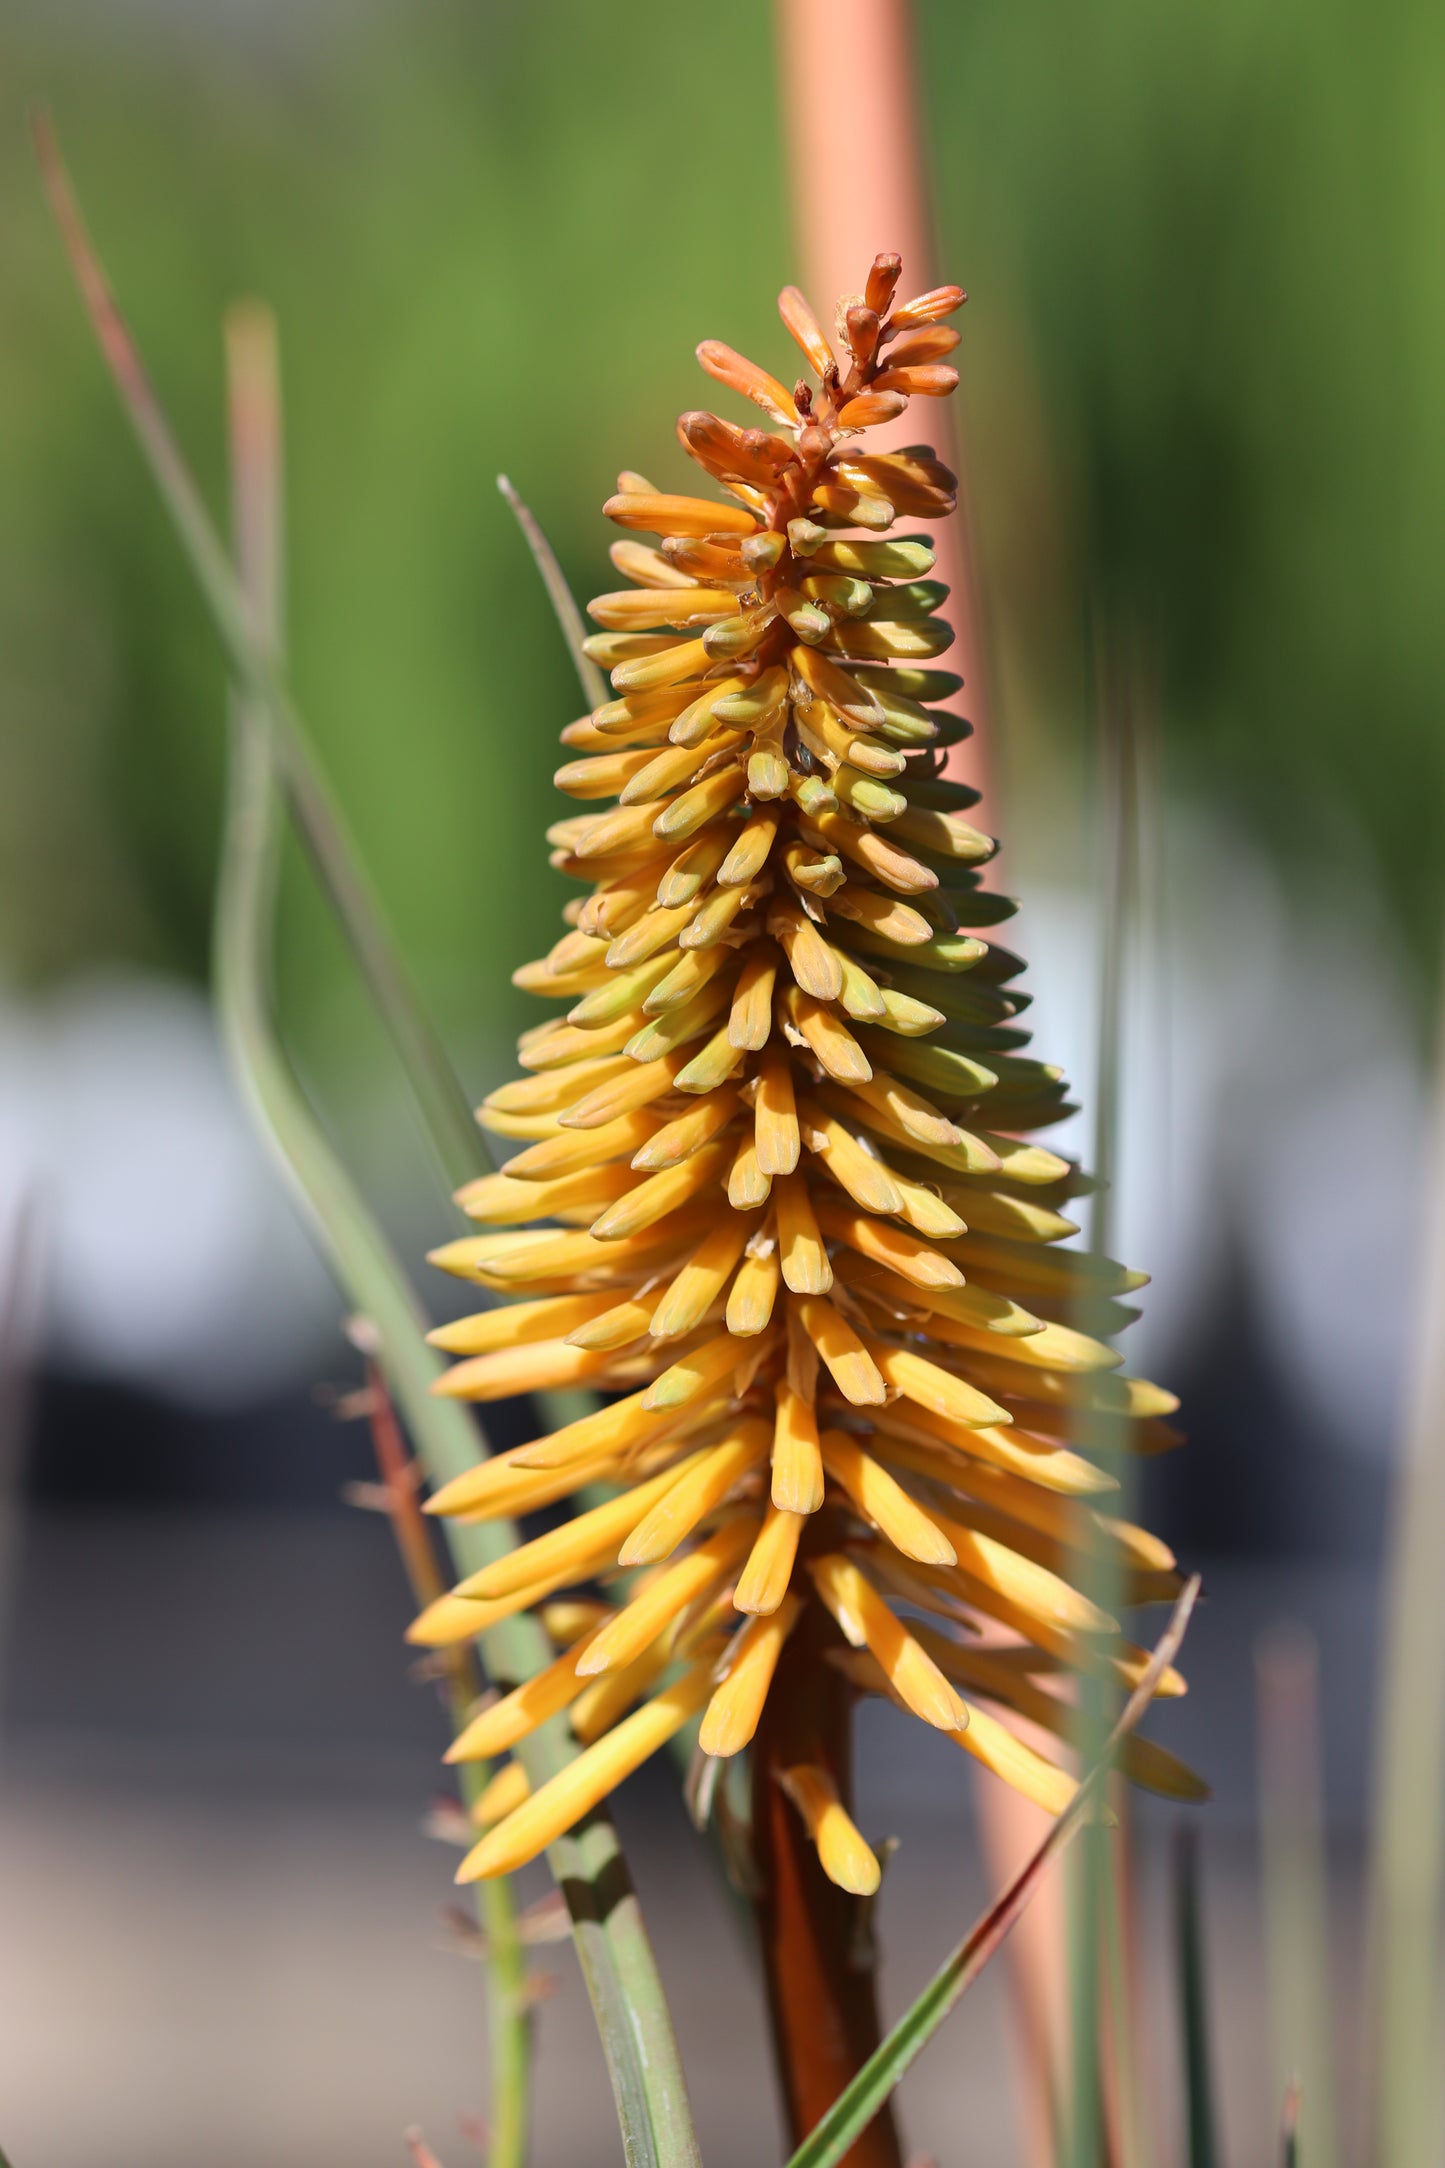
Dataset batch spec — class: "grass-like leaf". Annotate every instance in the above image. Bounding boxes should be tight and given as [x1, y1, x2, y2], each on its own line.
[224, 301, 541, 2168]
[784, 1577, 1201, 2168]
[33, 108, 485, 1201]
[35, 116, 700, 2168]
[1370, 992, 1445, 2165]
[1256, 1625, 1338, 2168]
[209, 301, 698, 2168]
[1173, 1827, 1220, 2168]
[1280, 2076, 1302, 2168]
[498, 473, 608, 710]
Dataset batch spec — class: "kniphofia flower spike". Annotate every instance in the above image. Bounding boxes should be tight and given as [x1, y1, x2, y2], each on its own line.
[415, 257, 1204, 1891]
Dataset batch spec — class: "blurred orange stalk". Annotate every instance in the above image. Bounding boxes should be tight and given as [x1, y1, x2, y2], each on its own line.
[774, 9, 1061, 2162]
[776, 0, 994, 837]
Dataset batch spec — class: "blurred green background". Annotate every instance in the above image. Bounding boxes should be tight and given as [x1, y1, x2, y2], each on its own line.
[5, 0, 1442, 1106]
[3, 10, 1442, 2161]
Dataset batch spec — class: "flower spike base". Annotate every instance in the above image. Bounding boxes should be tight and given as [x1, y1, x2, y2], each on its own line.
[414, 256, 1200, 2151]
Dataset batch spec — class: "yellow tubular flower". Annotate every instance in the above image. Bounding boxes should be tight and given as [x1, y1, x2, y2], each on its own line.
[426, 255, 1200, 1891]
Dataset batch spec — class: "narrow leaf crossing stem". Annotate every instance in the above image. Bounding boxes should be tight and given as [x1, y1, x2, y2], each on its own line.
[782, 1580, 1201, 2168]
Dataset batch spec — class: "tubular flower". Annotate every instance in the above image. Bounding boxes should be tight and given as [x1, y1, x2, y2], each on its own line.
[419, 256, 1203, 1890]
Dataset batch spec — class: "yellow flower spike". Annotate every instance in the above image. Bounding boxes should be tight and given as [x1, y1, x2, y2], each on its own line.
[784, 990, 873, 1082]
[419, 1442, 619, 1527]
[643, 942, 736, 1017]
[796, 1297, 887, 1406]
[540, 1599, 614, 1645]
[679, 883, 761, 950]
[796, 1104, 905, 1216]
[640, 1327, 768, 1412]
[650, 1218, 755, 1341]
[886, 1180, 969, 1246]
[754, 1046, 801, 1177]
[734, 1502, 806, 1615]
[455, 1164, 634, 1228]
[407, 255, 1189, 1867]
[430, 1338, 626, 1404]
[619, 1420, 771, 1566]
[673, 1023, 746, 1094]
[726, 1240, 781, 1337]
[727, 1135, 772, 1210]
[818, 1427, 955, 1566]
[407, 1564, 602, 1650]
[446, 1619, 609, 1762]
[908, 1623, 1207, 1803]
[631, 1087, 741, 1171]
[453, 1448, 713, 1602]
[866, 1398, 1111, 1498]
[699, 1594, 802, 1756]
[807, 1552, 968, 1733]
[560, 1050, 689, 1129]
[728, 951, 779, 1050]
[500, 1109, 659, 1181]
[569, 1642, 675, 1748]
[771, 1376, 824, 1514]
[623, 975, 738, 1063]
[867, 1341, 1011, 1432]
[426, 1289, 618, 1357]
[575, 1519, 760, 1679]
[718, 812, 780, 888]
[563, 1297, 658, 1352]
[777, 1764, 882, 1897]
[588, 1137, 733, 1244]
[458, 1659, 719, 1882]
[470, 1760, 532, 1830]
[773, 1171, 833, 1296]
[771, 899, 844, 1001]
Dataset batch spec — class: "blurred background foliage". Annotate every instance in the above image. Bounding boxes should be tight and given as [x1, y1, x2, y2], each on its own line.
[3, 0, 1443, 1080]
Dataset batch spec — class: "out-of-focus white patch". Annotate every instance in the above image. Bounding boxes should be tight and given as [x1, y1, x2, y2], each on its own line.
[0, 975, 338, 1409]
[1014, 814, 1422, 1460]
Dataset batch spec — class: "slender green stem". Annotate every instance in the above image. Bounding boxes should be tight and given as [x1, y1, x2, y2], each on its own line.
[498, 475, 608, 712]
[1065, 616, 1147, 2168]
[41, 108, 700, 2165]
[209, 352, 696, 2168]
[34, 111, 484, 1202]
[224, 300, 534, 2168]
[784, 1582, 1201, 2168]
[1173, 1829, 1220, 2168]
[1256, 1626, 1338, 2168]
[1369, 983, 1445, 2166]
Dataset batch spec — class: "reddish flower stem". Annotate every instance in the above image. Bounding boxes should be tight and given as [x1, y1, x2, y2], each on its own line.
[751, 1605, 903, 2168]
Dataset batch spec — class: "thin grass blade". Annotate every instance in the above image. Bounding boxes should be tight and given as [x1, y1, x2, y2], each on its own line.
[1173, 1827, 1220, 2168]
[1256, 1625, 1338, 2168]
[209, 305, 698, 2168]
[498, 473, 607, 710]
[784, 1578, 1202, 2168]
[1280, 2077, 1302, 2168]
[1369, 974, 1445, 2166]
[33, 110, 485, 1199]
[228, 304, 540, 2168]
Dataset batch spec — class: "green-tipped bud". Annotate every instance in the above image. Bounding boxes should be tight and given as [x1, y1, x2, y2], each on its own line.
[835, 766, 907, 822]
[852, 664, 963, 704]
[787, 517, 828, 556]
[702, 607, 775, 659]
[711, 665, 789, 726]
[793, 772, 836, 818]
[801, 574, 873, 617]
[811, 536, 937, 579]
[740, 531, 786, 572]
[863, 579, 949, 622]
